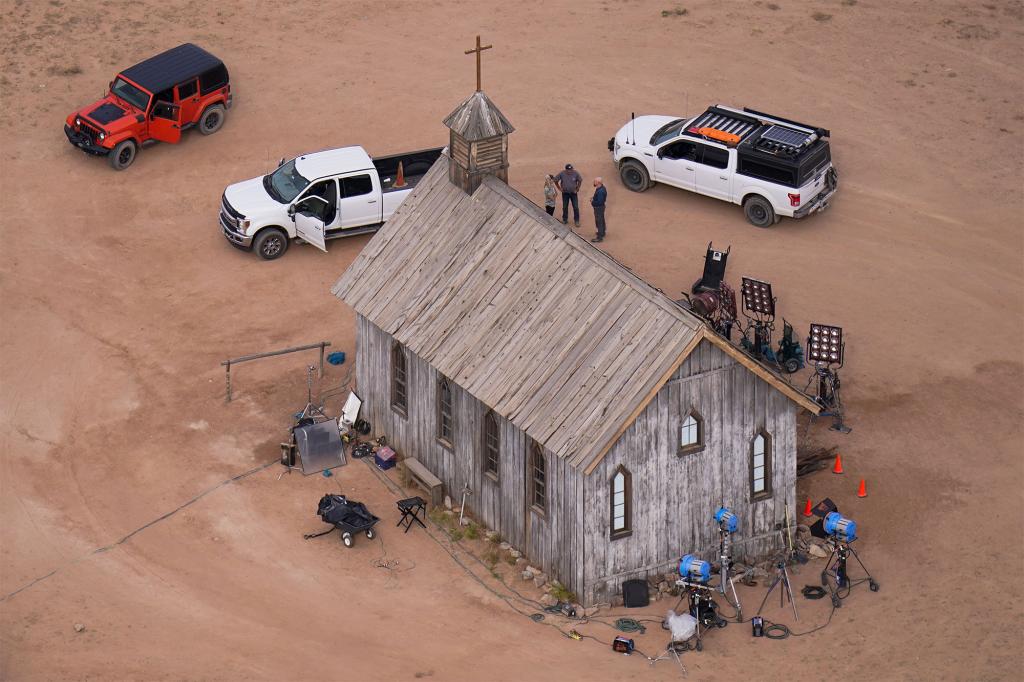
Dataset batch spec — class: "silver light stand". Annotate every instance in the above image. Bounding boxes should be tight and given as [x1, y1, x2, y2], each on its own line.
[717, 525, 743, 622]
[755, 555, 800, 622]
[805, 324, 851, 433]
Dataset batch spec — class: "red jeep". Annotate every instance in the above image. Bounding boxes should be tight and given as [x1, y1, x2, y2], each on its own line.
[64, 43, 231, 170]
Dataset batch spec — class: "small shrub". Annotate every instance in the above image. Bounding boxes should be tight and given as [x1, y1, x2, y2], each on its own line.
[464, 523, 480, 540]
[47, 65, 82, 76]
[812, 11, 832, 21]
[448, 528, 464, 542]
[661, 6, 688, 17]
[487, 532, 502, 544]
[766, 2, 780, 9]
[549, 584, 578, 604]
[428, 508, 448, 527]
[483, 548, 500, 566]
[504, 553, 517, 566]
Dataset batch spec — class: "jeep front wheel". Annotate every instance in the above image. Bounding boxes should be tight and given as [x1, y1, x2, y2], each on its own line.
[254, 228, 289, 260]
[198, 104, 226, 135]
[108, 140, 137, 170]
[619, 159, 651, 192]
[743, 196, 775, 228]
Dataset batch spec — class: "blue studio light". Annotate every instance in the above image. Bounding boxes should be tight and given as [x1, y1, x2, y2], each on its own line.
[824, 511, 857, 542]
[714, 507, 738, 533]
[679, 554, 712, 583]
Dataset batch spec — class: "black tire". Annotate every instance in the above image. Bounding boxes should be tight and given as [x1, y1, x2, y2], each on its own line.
[365, 528, 375, 539]
[198, 104, 226, 135]
[619, 159, 651, 192]
[342, 532, 353, 548]
[253, 228, 289, 260]
[783, 358, 800, 374]
[108, 140, 137, 170]
[743, 195, 775, 228]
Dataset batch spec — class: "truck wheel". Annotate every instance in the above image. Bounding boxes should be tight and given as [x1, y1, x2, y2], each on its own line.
[108, 140, 137, 170]
[743, 196, 775, 228]
[198, 104, 226, 135]
[253, 228, 289, 260]
[619, 159, 651, 192]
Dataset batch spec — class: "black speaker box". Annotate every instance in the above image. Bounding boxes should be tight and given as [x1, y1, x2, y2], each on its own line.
[622, 579, 650, 608]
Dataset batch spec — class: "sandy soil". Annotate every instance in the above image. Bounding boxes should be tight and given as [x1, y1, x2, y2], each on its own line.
[1, 0, 1022, 679]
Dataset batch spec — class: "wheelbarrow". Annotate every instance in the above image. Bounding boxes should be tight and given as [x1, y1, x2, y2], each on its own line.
[304, 494, 380, 548]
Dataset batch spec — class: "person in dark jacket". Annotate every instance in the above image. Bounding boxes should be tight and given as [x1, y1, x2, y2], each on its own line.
[554, 163, 583, 227]
[590, 177, 607, 242]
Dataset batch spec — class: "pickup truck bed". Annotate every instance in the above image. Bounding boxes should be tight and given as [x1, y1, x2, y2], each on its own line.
[375, 148, 443, 193]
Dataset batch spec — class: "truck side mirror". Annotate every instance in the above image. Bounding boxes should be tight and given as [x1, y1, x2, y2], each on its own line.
[287, 205, 295, 218]
[278, 158, 285, 168]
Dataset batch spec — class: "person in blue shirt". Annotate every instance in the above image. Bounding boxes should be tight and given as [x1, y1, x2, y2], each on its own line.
[590, 177, 608, 243]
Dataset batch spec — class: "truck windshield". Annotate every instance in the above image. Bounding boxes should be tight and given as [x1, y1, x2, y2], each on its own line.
[265, 160, 311, 203]
[650, 119, 686, 146]
[111, 77, 150, 111]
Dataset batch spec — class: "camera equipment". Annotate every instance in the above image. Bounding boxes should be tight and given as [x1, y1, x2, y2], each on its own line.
[821, 512, 879, 607]
[776, 319, 805, 374]
[805, 323, 851, 433]
[676, 553, 728, 653]
[612, 636, 635, 654]
[713, 507, 743, 621]
[756, 555, 800, 622]
[679, 243, 738, 340]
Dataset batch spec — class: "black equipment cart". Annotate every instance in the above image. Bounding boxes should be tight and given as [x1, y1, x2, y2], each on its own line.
[308, 494, 380, 548]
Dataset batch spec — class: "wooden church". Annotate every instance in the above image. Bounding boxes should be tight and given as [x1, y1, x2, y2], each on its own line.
[332, 81, 820, 605]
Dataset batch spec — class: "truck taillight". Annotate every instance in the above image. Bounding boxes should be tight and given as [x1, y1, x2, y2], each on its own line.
[788, 193, 801, 207]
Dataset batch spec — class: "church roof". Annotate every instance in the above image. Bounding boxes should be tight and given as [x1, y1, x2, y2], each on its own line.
[333, 155, 818, 472]
[443, 90, 515, 139]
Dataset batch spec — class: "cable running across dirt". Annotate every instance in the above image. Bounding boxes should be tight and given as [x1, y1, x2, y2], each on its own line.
[1, 460, 276, 602]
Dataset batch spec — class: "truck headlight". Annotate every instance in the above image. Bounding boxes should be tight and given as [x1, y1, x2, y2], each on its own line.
[238, 218, 250, 231]
[98, 132, 105, 141]
[75, 117, 81, 127]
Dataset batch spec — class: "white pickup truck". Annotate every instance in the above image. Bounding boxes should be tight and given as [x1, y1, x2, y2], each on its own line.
[608, 105, 837, 227]
[220, 145, 442, 259]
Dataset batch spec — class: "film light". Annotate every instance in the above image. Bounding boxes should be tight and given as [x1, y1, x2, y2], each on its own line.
[740, 277, 775, 316]
[823, 512, 857, 542]
[679, 554, 712, 583]
[714, 507, 738, 533]
[808, 323, 843, 364]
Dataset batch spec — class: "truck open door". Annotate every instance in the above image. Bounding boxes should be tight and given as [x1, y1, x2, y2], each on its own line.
[292, 197, 328, 252]
[149, 101, 182, 144]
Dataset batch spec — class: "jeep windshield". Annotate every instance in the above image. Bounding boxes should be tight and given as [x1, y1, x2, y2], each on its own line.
[650, 119, 686, 146]
[110, 77, 150, 111]
[264, 160, 311, 203]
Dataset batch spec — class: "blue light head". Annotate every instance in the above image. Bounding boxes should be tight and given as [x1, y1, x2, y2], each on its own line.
[823, 511, 857, 542]
[679, 554, 712, 583]
[714, 507, 738, 533]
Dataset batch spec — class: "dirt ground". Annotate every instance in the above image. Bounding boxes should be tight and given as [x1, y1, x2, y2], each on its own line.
[1, 0, 1022, 679]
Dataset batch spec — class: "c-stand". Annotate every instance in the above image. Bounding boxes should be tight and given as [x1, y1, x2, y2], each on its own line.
[755, 558, 799, 622]
[821, 536, 879, 607]
[673, 580, 727, 652]
[717, 528, 743, 621]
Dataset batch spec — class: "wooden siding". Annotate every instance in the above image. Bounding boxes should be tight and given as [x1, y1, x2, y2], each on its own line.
[470, 135, 506, 171]
[357, 315, 585, 598]
[582, 339, 797, 604]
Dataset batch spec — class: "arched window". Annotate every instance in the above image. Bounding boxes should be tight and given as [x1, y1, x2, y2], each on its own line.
[530, 443, 546, 514]
[483, 411, 500, 479]
[610, 466, 632, 540]
[391, 343, 408, 414]
[437, 377, 454, 446]
[679, 409, 704, 455]
[751, 430, 772, 500]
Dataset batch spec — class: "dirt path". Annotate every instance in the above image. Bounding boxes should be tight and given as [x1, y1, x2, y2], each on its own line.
[1, 0, 1022, 679]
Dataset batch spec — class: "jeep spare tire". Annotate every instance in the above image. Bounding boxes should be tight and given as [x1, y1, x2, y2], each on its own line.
[744, 196, 775, 228]
[254, 228, 289, 260]
[108, 140, 137, 171]
[199, 104, 226, 135]
[619, 159, 651, 192]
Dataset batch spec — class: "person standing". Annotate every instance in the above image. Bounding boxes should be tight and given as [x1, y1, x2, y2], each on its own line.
[555, 163, 583, 227]
[543, 174, 558, 216]
[590, 177, 607, 243]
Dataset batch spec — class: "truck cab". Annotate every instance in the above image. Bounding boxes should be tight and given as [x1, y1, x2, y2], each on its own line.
[610, 106, 837, 227]
[220, 146, 443, 260]
[64, 43, 231, 170]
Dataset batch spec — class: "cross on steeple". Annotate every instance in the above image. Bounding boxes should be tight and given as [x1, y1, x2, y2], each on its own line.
[464, 35, 493, 91]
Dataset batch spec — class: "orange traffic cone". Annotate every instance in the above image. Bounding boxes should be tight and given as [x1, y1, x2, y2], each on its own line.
[394, 161, 406, 188]
[857, 479, 867, 498]
[832, 454, 844, 474]
[803, 498, 813, 517]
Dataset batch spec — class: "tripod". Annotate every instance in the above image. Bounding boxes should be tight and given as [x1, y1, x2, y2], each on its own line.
[756, 559, 799, 621]
[821, 537, 879, 607]
[717, 529, 743, 621]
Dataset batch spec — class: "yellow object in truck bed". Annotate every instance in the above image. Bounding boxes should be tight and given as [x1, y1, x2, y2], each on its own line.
[697, 127, 741, 146]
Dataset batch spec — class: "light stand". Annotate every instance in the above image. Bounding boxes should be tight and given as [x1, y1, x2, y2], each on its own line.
[714, 508, 743, 621]
[755, 557, 800, 622]
[805, 324, 851, 433]
[821, 537, 879, 608]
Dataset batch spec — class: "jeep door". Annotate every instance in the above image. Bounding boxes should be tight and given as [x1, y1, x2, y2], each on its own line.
[338, 173, 381, 229]
[176, 78, 200, 124]
[653, 140, 698, 190]
[693, 144, 732, 201]
[149, 100, 182, 144]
